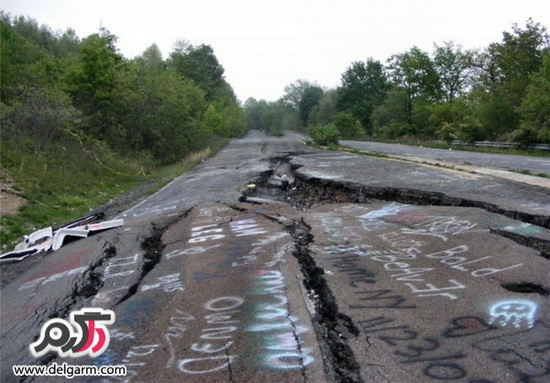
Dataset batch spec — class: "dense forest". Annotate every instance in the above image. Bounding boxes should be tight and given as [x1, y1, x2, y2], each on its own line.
[1, 13, 247, 167]
[245, 19, 550, 146]
[3, 14, 548, 163]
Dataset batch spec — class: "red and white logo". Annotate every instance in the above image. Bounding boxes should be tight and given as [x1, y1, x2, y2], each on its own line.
[30, 308, 115, 358]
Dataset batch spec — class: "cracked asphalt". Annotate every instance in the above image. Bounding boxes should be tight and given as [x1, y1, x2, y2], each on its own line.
[1, 131, 549, 383]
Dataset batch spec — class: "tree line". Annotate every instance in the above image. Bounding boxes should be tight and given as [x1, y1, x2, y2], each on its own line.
[245, 19, 550, 146]
[1, 13, 247, 166]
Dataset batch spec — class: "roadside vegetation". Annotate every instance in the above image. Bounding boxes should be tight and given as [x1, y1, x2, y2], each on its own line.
[2, 14, 549, 250]
[0, 13, 244, 249]
[244, 19, 550, 148]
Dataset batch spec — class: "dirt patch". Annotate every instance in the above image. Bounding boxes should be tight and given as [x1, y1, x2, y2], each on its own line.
[0, 170, 26, 217]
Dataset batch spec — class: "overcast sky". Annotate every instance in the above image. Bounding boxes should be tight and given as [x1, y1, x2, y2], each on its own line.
[3, 0, 549, 102]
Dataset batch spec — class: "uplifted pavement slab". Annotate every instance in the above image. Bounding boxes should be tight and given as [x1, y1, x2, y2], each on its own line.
[303, 202, 550, 383]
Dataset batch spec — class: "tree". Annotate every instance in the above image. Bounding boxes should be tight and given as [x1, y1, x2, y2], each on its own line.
[139, 44, 164, 76]
[110, 47, 208, 160]
[282, 79, 312, 109]
[333, 112, 366, 139]
[388, 47, 442, 103]
[338, 59, 389, 132]
[243, 98, 287, 136]
[281, 80, 324, 129]
[386, 47, 443, 135]
[144, 70, 207, 163]
[202, 104, 224, 136]
[1, 84, 81, 152]
[433, 41, 473, 102]
[308, 89, 338, 126]
[515, 53, 550, 144]
[472, 19, 549, 138]
[244, 98, 267, 130]
[64, 28, 122, 137]
[1, 13, 54, 101]
[371, 87, 412, 137]
[309, 124, 340, 146]
[1, 13, 246, 168]
[299, 85, 324, 126]
[169, 43, 226, 101]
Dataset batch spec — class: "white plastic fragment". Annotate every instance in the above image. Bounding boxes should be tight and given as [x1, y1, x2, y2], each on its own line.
[51, 228, 90, 251]
[0, 218, 124, 262]
[14, 227, 53, 252]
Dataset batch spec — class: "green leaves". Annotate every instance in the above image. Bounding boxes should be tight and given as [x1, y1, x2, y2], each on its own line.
[1, 12, 246, 166]
[515, 53, 550, 144]
[433, 42, 473, 102]
[472, 19, 549, 139]
[338, 59, 389, 132]
[309, 124, 340, 146]
[388, 47, 442, 103]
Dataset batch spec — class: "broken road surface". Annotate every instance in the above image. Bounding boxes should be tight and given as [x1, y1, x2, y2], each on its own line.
[1, 131, 549, 383]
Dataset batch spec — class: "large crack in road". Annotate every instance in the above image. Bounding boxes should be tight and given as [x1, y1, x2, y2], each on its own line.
[288, 219, 363, 383]
[244, 155, 550, 259]
[2, 137, 549, 383]
[112, 210, 190, 308]
[240, 153, 550, 382]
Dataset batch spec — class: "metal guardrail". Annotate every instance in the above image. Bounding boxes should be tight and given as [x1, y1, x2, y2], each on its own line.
[450, 140, 550, 151]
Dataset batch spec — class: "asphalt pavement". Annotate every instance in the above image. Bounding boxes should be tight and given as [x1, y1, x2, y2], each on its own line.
[340, 140, 550, 176]
[1, 131, 549, 383]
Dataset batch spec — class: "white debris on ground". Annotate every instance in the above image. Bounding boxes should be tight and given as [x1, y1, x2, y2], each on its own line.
[0, 214, 123, 262]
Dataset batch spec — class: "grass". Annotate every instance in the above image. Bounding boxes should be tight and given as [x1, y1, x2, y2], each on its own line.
[339, 145, 390, 159]
[510, 169, 550, 178]
[0, 135, 229, 251]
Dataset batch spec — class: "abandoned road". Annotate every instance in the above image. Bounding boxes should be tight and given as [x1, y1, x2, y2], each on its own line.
[340, 140, 550, 177]
[1, 131, 549, 383]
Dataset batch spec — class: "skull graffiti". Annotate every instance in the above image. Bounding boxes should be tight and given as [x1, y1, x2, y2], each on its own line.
[488, 300, 537, 329]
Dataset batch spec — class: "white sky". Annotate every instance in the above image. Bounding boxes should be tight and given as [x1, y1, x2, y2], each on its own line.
[2, 0, 549, 102]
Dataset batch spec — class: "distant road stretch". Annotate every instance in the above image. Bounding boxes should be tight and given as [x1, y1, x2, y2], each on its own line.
[341, 140, 550, 176]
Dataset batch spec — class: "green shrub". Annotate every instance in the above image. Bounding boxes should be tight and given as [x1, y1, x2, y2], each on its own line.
[309, 124, 340, 146]
[333, 112, 366, 139]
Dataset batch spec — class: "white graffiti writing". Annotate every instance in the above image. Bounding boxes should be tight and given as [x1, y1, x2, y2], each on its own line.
[189, 224, 225, 243]
[264, 243, 294, 268]
[91, 286, 128, 306]
[359, 203, 405, 220]
[425, 246, 523, 277]
[229, 219, 267, 237]
[18, 266, 88, 291]
[165, 310, 195, 369]
[318, 216, 363, 242]
[141, 273, 184, 292]
[177, 296, 244, 374]
[402, 216, 478, 241]
[367, 250, 466, 300]
[247, 270, 315, 370]
[121, 344, 159, 378]
[104, 254, 140, 279]
[131, 204, 178, 218]
[109, 329, 136, 341]
[165, 244, 222, 259]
